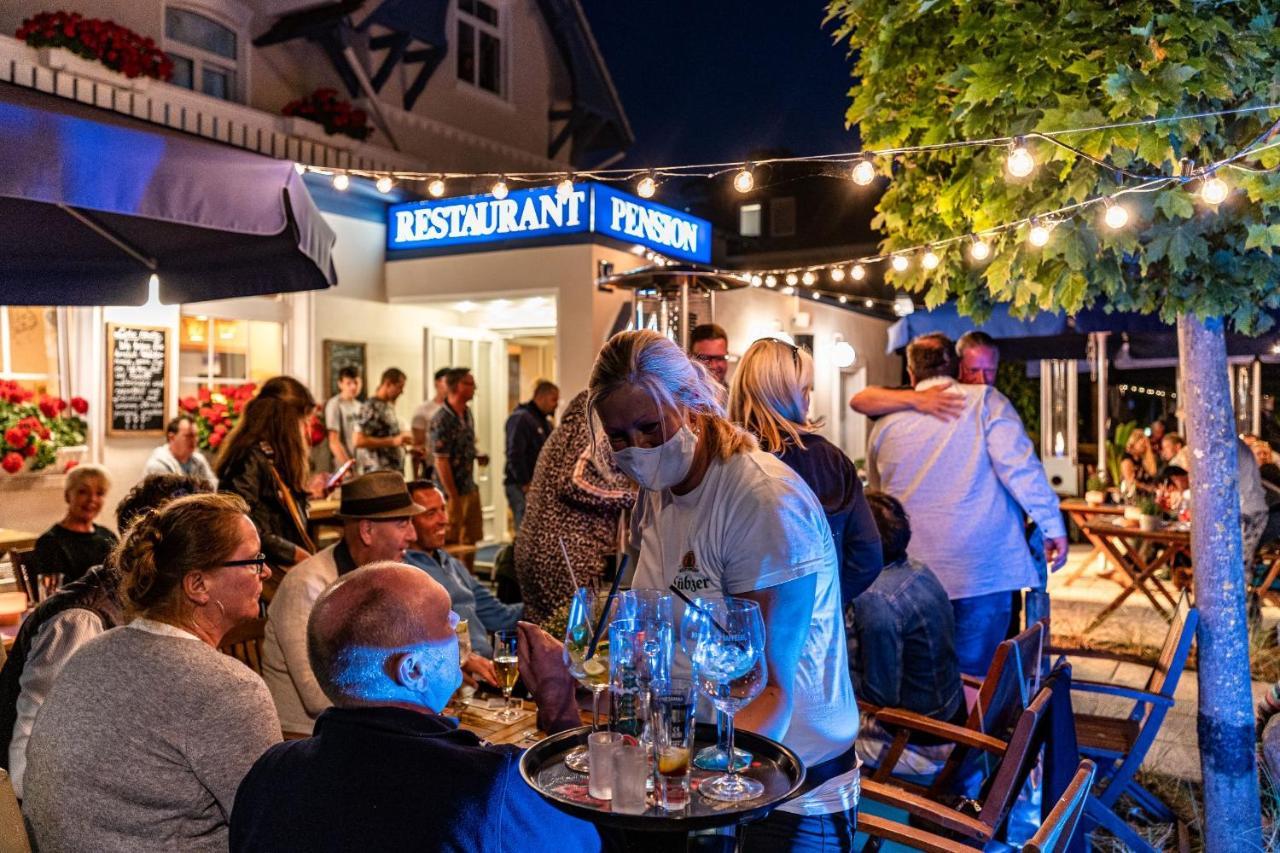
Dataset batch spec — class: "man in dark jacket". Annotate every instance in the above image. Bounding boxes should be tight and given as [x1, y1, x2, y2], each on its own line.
[231, 562, 600, 853]
[503, 381, 558, 531]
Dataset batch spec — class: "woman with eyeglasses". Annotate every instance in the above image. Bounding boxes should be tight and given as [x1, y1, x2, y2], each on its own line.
[729, 338, 884, 604]
[589, 330, 860, 852]
[22, 493, 281, 852]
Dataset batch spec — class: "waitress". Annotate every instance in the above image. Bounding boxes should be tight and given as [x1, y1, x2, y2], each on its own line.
[589, 330, 858, 852]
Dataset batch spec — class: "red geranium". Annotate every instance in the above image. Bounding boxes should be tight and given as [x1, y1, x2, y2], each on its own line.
[70, 396, 88, 414]
[282, 88, 373, 142]
[1, 452, 23, 474]
[15, 12, 173, 82]
[208, 431, 224, 448]
[4, 427, 28, 448]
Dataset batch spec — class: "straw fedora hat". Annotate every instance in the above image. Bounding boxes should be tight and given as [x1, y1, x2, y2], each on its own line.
[336, 471, 425, 520]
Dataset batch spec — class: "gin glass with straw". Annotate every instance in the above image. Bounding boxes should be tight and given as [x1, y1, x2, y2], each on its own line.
[563, 585, 618, 773]
[679, 595, 752, 772]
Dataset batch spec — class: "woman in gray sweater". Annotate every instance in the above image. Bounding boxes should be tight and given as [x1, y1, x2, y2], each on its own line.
[23, 493, 282, 852]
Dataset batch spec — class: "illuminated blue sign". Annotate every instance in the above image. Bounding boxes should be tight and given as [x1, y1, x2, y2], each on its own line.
[387, 182, 712, 263]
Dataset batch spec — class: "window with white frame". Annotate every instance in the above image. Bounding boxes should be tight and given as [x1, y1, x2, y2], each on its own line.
[456, 0, 505, 97]
[739, 203, 762, 237]
[164, 7, 241, 101]
[0, 307, 62, 397]
[179, 315, 283, 399]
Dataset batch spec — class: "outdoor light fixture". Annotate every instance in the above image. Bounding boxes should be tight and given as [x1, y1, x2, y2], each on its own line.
[637, 174, 657, 198]
[969, 237, 991, 261]
[830, 267, 846, 282]
[782, 286, 795, 295]
[375, 176, 394, 194]
[838, 295, 848, 304]
[750, 275, 763, 287]
[765, 275, 777, 287]
[786, 273, 800, 286]
[891, 255, 909, 272]
[921, 250, 940, 270]
[1027, 218, 1052, 247]
[428, 178, 446, 197]
[850, 158, 876, 186]
[851, 264, 866, 281]
[864, 298, 875, 308]
[811, 291, 821, 300]
[892, 295, 915, 317]
[1103, 200, 1129, 229]
[1201, 176, 1229, 205]
[332, 173, 350, 191]
[491, 178, 509, 200]
[556, 177, 575, 199]
[832, 340, 856, 368]
[801, 271, 816, 286]
[733, 167, 755, 193]
[1006, 138, 1035, 178]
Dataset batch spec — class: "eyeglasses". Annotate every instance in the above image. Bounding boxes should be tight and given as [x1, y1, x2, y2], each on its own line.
[775, 339, 801, 370]
[692, 353, 728, 365]
[221, 553, 269, 576]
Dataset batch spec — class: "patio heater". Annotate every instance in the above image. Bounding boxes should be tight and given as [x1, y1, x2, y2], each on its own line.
[596, 263, 748, 349]
[1040, 358, 1079, 495]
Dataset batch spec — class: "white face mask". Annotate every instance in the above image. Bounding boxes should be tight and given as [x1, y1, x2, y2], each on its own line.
[613, 424, 698, 492]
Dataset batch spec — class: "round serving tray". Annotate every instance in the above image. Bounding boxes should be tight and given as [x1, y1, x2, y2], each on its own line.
[519, 723, 805, 832]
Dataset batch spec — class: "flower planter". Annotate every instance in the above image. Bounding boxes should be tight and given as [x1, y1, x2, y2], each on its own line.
[37, 46, 150, 92]
[279, 116, 355, 151]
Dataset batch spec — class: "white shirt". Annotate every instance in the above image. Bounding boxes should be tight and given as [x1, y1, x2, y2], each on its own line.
[411, 400, 444, 435]
[9, 609, 105, 799]
[868, 378, 1067, 600]
[628, 449, 859, 815]
[141, 445, 217, 488]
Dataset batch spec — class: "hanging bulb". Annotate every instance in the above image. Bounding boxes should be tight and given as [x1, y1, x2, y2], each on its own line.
[851, 264, 866, 281]
[375, 176, 394, 194]
[785, 273, 799, 286]
[733, 167, 755, 194]
[864, 298, 875, 308]
[850, 158, 877, 186]
[1103, 201, 1129, 230]
[637, 174, 657, 199]
[750, 275, 763, 287]
[332, 173, 350, 191]
[556, 176, 575, 199]
[765, 275, 777, 288]
[1006, 138, 1035, 178]
[802, 271, 816, 286]
[838, 295, 848, 304]
[1201, 176, 1229, 206]
[811, 291, 822, 300]
[491, 178, 509, 200]
[1028, 219, 1052, 247]
[830, 267, 846, 282]
[782, 286, 795, 295]
[969, 237, 991, 262]
[428, 178, 446, 198]
[921, 250, 940, 270]
[891, 255, 909, 272]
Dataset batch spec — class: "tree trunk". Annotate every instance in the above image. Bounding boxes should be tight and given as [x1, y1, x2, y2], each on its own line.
[1177, 313, 1262, 849]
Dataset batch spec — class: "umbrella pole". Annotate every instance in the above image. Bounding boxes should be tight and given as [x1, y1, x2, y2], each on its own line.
[58, 204, 157, 270]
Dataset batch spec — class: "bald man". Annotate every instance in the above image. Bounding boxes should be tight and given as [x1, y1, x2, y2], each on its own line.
[231, 563, 600, 853]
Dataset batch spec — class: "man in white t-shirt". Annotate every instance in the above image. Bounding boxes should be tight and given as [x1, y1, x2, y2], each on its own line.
[324, 366, 362, 468]
[411, 367, 450, 481]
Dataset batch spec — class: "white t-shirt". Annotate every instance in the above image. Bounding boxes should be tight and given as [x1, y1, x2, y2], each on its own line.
[411, 399, 443, 435]
[628, 449, 859, 815]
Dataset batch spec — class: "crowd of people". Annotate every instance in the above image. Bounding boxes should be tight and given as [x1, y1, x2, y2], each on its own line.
[0, 321, 1079, 852]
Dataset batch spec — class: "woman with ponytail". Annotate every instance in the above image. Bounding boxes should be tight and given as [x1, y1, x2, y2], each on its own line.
[22, 493, 281, 852]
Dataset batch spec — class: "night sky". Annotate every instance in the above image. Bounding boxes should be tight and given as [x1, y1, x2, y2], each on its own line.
[580, 1, 858, 168]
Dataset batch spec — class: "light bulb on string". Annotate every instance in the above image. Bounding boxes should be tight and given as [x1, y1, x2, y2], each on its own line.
[1201, 176, 1229, 206]
[851, 264, 866, 281]
[556, 176, 575, 200]
[891, 255, 909, 272]
[491, 178, 509, 200]
[969, 236, 991, 262]
[750, 275, 763, 287]
[332, 173, 350, 191]
[1103, 200, 1129, 230]
[1006, 138, 1035, 178]
[838, 295, 848, 304]
[782, 286, 795, 296]
[802, 271, 816, 286]
[850, 158, 877, 186]
[375, 176, 394, 194]
[637, 174, 657, 199]
[1027, 218, 1053, 247]
[428, 178, 446, 198]
[785, 273, 799, 286]
[830, 267, 846, 282]
[921, 250, 940, 270]
[864, 298, 875, 308]
[733, 166, 755, 194]
[765, 275, 777, 288]
[811, 291, 821, 300]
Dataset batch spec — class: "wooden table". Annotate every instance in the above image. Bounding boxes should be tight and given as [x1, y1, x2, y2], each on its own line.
[1078, 520, 1189, 632]
[0, 528, 40, 554]
[1059, 500, 1127, 586]
[443, 697, 593, 746]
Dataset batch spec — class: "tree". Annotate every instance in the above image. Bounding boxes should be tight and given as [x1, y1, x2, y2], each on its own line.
[826, 1, 1280, 846]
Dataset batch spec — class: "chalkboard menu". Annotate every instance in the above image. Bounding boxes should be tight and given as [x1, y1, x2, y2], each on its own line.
[323, 339, 367, 399]
[107, 323, 169, 435]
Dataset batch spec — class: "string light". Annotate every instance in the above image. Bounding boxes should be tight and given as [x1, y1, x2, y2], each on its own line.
[1103, 201, 1129, 229]
[811, 291, 821, 300]
[733, 166, 755, 193]
[750, 275, 763, 287]
[428, 178, 446, 198]
[1201, 176, 1229, 205]
[332, 173, 349, 191]
[830, 267, 846, 282]
[491, 178, 509, 200]
[851, 158, 877, 186]
[891, 255, 909, 272]
[864, 298, 875, 308]
[637, 174, 657, 199]
[375, 176, 394, 194]
[556, 176, 575, 199]
[921, 250, 940, 270]
[765, 275, 777, 288]
[782, 285, 795, 295]
[802, 271, 816, 286]
[851, 264, 866, 281]
[969, 237, 991, 261]
[893, 295, 915, 317]
[838, 295, 848, 304]
[1027, 218, 1052, 247]
[785, 273, 799, 286]
[1006, 138, 1035, 178]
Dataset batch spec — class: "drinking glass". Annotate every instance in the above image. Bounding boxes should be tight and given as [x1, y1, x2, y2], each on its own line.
[563, 586, 619, 772]
[687, 597, 767, 802]
[611, 741, 649, 814]
[588, 731, 621, 800]
[679, 597, 752, 772]
[651, 677, 696, 811]
[492, 629, 522, 722]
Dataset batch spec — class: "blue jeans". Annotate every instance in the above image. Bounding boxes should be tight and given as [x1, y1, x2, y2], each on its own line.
[505, 483, 528, 532]
[951, 591, 1013, 678]
[738, 808, 857, 852]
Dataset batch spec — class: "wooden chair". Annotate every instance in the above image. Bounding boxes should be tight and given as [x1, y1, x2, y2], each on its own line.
[857, 677, 1058, 850]
[218, 617, 266, 675]
[7, 550, 36, 603]
[1050, 592, 1197, 853]
[0, 768, 31, 853]
[1024, 759, 1097, 853]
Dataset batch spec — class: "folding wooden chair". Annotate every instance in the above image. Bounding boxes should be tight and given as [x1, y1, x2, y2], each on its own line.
[7, 550, 36, 603]
[1023, 759, 1097, 853]
[218, 617, 266, 675]
[1051, 592, 1197, 852]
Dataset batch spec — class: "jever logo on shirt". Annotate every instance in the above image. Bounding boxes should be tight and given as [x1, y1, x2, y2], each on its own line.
[672, 551, 711, 593]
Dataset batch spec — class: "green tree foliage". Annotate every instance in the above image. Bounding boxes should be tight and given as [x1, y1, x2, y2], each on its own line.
[825, 1, 1280, 330]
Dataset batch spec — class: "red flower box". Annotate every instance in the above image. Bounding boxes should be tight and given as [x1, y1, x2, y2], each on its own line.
[16, 11, 173, 82]
[282, 88, 373, 142]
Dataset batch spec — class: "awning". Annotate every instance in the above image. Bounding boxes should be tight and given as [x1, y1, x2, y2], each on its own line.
[886, 303, 1073, 358]
[0, 84, 336, 306]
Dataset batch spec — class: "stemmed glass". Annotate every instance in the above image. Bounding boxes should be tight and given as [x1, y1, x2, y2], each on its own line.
[563, 586, 618, 773]
[680, 597, 752, 773]
[492, 629, 521, 722]
[618, 590, 675, 689]
[686, 597, 767, 802]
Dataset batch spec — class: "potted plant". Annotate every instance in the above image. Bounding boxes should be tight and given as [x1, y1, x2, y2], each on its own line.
[16, 11, 173, 90]
[1084, 475, 1106, 506]
[1137, 496, 1162, 532]
[0, 381, 89, 476]
[280, 88, 373, 144]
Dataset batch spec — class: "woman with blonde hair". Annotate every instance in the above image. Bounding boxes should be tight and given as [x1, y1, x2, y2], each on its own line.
[589, 329, 859, 850]
[1121, 429, 1158, 496]
[32, 463, 116, 585]
[22, 493, 280, 851]
[729, 338, 882, 603]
